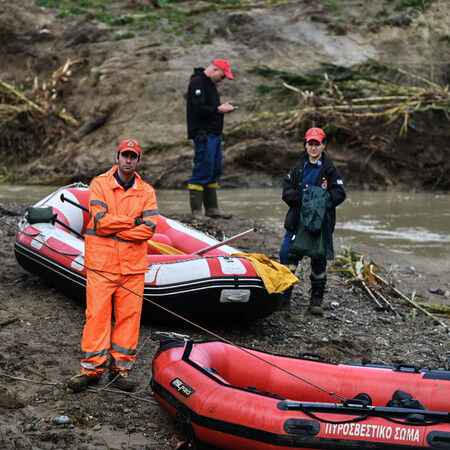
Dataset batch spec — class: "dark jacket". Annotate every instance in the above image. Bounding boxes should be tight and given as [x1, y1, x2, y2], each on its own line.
[186, 68, 224, 139]
[282, 151, 346, 232]
[288, 186, 334, 260]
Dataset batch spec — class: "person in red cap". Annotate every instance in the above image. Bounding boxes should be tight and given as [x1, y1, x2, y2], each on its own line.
[186, 59, 236, 218]
[280, 127, 346, 316]
[68, 139, 158, 392]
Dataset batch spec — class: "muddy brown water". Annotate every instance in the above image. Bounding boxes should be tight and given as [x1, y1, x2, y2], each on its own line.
[2, 185, 448, 260]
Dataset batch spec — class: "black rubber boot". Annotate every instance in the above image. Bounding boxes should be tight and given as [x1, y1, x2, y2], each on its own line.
[189, 189, 204, 217]
[280, 286, 293, 311]
[309, 284, 325, 316]
[203, 187, 232, 219]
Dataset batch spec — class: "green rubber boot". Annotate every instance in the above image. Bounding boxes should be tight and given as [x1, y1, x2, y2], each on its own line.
[203, 187, 232, 219]
[189, 189, 204, 218]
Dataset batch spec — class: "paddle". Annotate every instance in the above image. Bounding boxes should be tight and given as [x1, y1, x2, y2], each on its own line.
[60, 193, 89, 212]
[192, 228, 257, 255]
[51, 214, 85, 240]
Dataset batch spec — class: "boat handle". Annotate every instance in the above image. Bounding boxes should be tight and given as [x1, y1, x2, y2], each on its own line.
[342, 398, 370, 408]
[406, 413, 426, 424]
[298, 352, 325, 361]
[427, 432, 450, 445]
[394, 364, 421, 373]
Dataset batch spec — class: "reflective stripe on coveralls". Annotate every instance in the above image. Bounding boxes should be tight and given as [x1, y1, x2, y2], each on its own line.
[81, 271, 145, 377]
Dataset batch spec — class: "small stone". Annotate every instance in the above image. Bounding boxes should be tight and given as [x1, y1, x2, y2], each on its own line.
[419, 347, 432, 354]
[53, 416, 70, 425]
[429, 287, 444, 295]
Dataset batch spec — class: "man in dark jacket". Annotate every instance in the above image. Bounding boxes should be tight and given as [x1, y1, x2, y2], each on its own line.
[186, 59, 235, 218]
[280, 127, 346, 315]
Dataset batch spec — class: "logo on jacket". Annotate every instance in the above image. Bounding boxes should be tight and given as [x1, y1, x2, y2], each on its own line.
[321, 179, 328, 190]
[195, 89, 202, 96]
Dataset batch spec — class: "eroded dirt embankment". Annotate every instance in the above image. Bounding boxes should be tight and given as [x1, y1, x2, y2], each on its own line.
[0, 0, 449, 191]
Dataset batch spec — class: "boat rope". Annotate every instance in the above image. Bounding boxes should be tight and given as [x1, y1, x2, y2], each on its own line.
[1, 213, 348, 404]
[0, 371, 158, 404]
[18, 228, 82, 256]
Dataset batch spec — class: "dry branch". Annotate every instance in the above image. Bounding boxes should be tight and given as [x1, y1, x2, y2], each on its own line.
[373, 273, 449, 332]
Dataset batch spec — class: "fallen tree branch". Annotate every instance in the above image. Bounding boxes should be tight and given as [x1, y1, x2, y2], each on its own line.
[361, 281, 383, 308]
[373, 273, 449, 332]
[374, 289, 399, 315]
[0, 80, 45, 113]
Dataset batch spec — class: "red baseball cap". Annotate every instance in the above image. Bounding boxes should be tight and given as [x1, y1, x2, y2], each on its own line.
[213, 59, 234, 79]
[118, 139, 141, 157]
[305, 127, 326, 142]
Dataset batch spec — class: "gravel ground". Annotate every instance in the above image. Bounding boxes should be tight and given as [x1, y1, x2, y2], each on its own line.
[0, 204, 448, 449]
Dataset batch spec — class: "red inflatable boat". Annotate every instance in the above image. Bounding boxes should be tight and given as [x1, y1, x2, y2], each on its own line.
[14, 183, 283, 323]
[151, 338, 450, 449]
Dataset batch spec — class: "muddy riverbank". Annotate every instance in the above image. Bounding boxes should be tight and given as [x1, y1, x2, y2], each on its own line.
[0, 203, 448, 449]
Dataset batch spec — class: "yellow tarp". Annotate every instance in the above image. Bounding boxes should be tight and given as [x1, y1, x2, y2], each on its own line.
[232, 253, 299, 294]
[147, 241, 299, 294]
[147, 240, 186, 255]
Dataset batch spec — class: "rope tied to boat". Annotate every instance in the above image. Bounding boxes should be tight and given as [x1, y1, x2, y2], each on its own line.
[16, 226, 82, 256]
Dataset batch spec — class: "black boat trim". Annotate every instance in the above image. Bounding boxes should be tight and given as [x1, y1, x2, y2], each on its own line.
[151, 379, 438, 450]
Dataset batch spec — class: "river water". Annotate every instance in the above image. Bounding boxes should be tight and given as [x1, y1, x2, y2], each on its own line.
[1, 185, 449, 260]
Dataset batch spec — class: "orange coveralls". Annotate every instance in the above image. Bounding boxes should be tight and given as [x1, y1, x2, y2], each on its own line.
[81, 166, 158, 377]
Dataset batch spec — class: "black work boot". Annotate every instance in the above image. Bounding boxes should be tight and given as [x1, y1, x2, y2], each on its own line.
[203, 187, 232, 219]
[109, 371, 137, 392]
[189, 189, 204, 218]
[309, 284, 325, 316]
[67, 372, 100, 391]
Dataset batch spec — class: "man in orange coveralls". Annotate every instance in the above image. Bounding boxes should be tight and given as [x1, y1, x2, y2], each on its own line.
[68, 139, 158, 392]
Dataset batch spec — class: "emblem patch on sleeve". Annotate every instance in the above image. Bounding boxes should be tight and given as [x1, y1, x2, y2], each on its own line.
[195, 89, 202, 96]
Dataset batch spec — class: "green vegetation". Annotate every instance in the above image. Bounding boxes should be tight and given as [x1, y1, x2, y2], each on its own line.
[36, 0, 200, 40]
[115, 31, 135, 40]
[375, 8, 389, 18]
[92, 71, 101, 88]
[248, 58, 449, 136]
[35, 0, 287, 42]
[324, 1, 342, 12]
